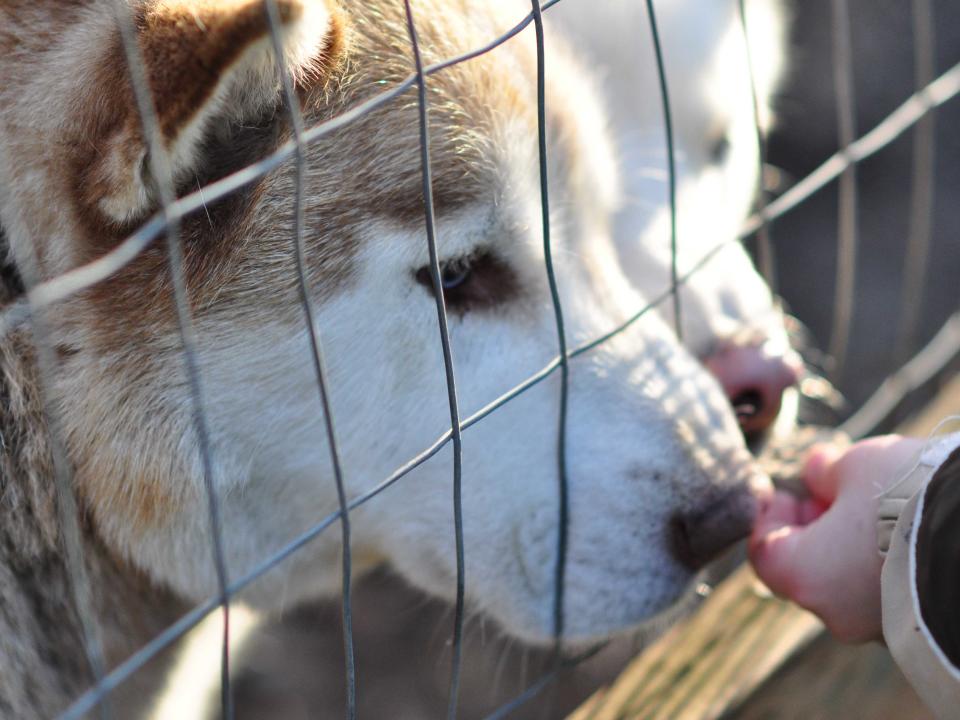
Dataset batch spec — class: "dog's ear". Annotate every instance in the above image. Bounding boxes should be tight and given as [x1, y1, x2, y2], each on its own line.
[92, 0, 340, 224]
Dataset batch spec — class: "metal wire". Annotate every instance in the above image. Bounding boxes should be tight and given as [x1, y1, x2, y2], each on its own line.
[108, 3, 234, 717]
[739, 61, 960, 237]
[738, 0, 777, 290]
[480, 644, 606, 720]
[1, 171, 112, 720]
[827, 0, 859, 381]
[644, 0, 683, 341]
[26, 1, 960, 717]
[9, 57, 960, 346]
[895, 0, 937, 364]
[401, 2, 468, 717]
[261, 2, 357, 717]
[528, 0, 572, 650]
[841, 310, 960, 440]
[59, 195, 960, 717]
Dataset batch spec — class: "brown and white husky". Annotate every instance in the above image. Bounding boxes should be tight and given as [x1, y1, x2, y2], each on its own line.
[0, 0, 792, 715]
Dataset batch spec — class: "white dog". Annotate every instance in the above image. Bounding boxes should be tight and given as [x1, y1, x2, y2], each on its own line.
[0, 0, 791, 716]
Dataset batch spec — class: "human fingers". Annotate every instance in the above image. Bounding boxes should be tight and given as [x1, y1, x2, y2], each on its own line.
[801, 443, 846, 505]
[749, 493, 882, 641]
[750, 495, 861, 609]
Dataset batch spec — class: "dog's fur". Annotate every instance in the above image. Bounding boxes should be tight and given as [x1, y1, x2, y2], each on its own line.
[0, 0, 784, 716]
[552, 0, 787, 354]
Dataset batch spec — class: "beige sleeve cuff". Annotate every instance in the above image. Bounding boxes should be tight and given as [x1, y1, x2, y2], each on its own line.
[878, 432, 960, 556]
[879, 433, 960, 719]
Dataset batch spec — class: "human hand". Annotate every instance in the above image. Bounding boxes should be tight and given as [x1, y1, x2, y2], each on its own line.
[749, 435, 923, 643]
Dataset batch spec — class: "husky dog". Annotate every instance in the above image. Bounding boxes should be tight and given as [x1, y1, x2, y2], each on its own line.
[551, 0, 797, 434]
[0, 0, 790, 716]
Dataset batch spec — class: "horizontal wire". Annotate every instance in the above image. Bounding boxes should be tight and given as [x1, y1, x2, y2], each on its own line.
[483, 672, 558, 720]
[841, 310, 960, 440]
[740, 59, 960, 237]
[0, 8, 548, 341]
[7, 54, 958, 348]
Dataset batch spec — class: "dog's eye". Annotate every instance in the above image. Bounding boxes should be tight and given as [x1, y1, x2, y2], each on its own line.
[414, 249, 518, 313]
[415, 257, 474, 302]
[440, 261, 471, 290]
[709, 134, 730, 164]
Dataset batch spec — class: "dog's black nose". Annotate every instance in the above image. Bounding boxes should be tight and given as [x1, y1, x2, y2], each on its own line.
[669, 488, 761, 571]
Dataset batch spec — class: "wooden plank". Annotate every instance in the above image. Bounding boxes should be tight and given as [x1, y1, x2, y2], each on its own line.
[567, 566, 821, 720]
[727, 634, 931, 720]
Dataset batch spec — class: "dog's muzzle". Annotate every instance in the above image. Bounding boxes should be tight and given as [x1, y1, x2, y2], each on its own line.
[704, 340, 804, 437]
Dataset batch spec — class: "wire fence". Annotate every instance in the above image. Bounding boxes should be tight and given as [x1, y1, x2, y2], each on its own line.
[1, 0, 958, 718]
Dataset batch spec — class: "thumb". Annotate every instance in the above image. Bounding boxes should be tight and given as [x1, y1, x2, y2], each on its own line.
[801, 443, 845, 505]
[749, 495, 849, 608]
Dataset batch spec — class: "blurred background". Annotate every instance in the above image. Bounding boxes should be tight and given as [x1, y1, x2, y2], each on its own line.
[769, 0, 960, 419]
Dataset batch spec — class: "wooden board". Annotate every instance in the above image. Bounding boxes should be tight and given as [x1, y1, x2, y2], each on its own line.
[568, 566, 821, 720]
[728, 634, 931, 720]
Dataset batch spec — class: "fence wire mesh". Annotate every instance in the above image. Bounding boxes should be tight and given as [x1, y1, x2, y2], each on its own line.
[0, 0, 956, 718]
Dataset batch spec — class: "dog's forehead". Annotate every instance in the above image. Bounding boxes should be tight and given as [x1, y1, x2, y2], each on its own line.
[296, 0, 539, 224]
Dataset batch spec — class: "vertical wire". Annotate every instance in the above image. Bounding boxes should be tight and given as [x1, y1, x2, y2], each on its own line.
[261, 3, 356, 717]
[4, 212, 111, 720]
[895, 0, 936, 364]
[529, 0, 570, 646]
[827, 0, 859, 381]
[107, 4, 233, 718]
[401, 3, 467, 717]
[644, 0, 683, 342]
[738, 0, 777, 291]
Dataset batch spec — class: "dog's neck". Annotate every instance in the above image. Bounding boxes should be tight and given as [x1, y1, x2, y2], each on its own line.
[0, 305, 188, 718]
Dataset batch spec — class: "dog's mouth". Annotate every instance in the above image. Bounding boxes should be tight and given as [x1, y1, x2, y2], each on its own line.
[702, 312, 847, 459]
[748, 335, 851, 497]
[725, 315, 846, 455]
[733, 388, 765, 426]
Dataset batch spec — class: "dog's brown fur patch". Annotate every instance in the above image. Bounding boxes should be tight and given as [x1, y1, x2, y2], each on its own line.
[139, 0, 304, 139]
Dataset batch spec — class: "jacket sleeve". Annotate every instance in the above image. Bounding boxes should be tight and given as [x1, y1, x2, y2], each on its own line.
[878, 432, 960, 720]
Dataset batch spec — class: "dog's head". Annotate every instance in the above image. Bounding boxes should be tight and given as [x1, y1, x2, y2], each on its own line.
[552, 0, 798, 439]
[0, 0, 777, 644]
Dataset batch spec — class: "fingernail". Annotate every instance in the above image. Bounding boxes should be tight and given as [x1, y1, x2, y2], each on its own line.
[803, 443, 841, 481]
